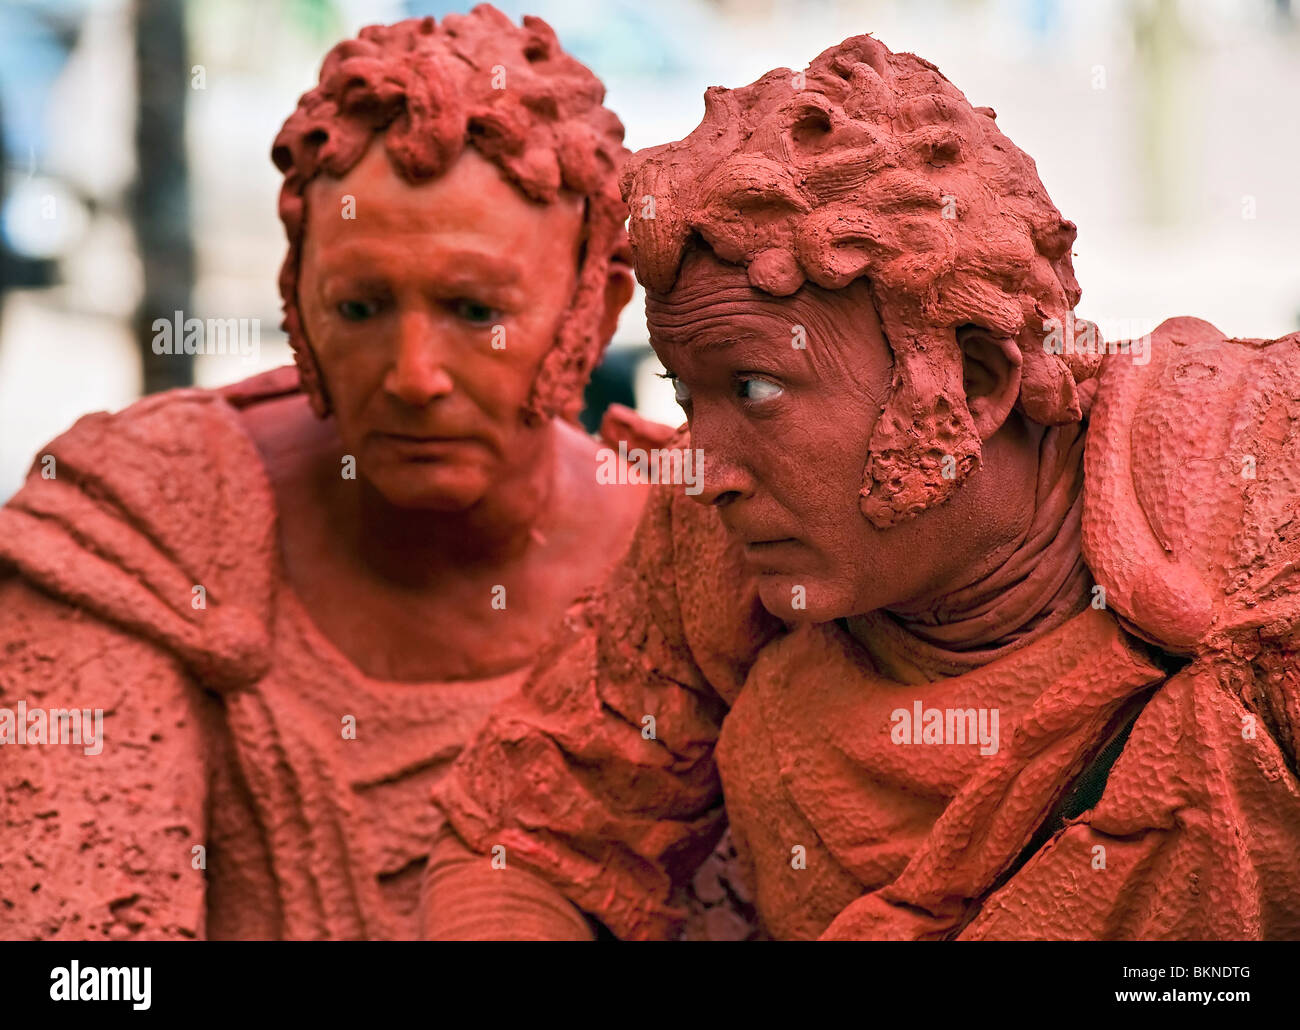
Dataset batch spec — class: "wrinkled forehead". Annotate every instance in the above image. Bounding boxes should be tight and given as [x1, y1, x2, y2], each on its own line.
[645, 247, 879, 350]
[644, 251, 760, 344]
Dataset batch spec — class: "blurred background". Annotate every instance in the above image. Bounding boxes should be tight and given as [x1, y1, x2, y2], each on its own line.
[1, 0, 1298, 500]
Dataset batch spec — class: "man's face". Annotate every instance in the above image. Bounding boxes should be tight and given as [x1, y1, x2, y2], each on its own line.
[298, 141, 585, 510]
[648, 250, 949, 623]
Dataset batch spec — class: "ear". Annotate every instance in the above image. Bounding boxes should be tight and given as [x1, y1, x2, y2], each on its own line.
[597, 263, 636, 344]
[958, 326, 1022, 441]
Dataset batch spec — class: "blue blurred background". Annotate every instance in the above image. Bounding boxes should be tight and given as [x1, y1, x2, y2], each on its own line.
[2, 0, 1298, 499]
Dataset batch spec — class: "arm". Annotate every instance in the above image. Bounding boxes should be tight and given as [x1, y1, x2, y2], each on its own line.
[0, 575, 211, 940]
[426, 479, 734, 941]
[422, 825, 596, 940]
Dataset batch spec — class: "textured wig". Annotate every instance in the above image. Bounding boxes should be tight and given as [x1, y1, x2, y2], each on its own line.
[272, 5, 629, 420]
[622, 34, 1101, 527]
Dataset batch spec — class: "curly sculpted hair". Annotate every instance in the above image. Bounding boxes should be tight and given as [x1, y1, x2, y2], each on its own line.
[623, 33, 1101, 527]
[272, 5, 629, 420]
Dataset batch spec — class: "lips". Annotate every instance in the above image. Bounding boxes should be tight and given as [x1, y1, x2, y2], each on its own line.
[723, 518, 797, 549]
[375, 431, 483, 459]
[741, 538, 799, 559]
[716, 510, 800, 556]
[738, 537, 801, 576]
[386, 433, 454, 442]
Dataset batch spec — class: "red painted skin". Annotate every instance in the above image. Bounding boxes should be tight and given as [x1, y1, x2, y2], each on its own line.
[427, 34, 1300, 940]
[0, 9, 673, 940]
[249, 141, 635, 684]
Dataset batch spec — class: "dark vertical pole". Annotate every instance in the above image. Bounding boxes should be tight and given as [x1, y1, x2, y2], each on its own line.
[131, 0, 194, 393]
[0, 88, 9, 314]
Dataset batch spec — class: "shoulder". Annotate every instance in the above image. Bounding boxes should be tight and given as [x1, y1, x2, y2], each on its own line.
[0, 371, 290, 688]
[0, 572, 204, 727]
[1082, 318, 1300, 653]
[0, 571, 213, 940]
[555, 416, 648, 565]
[9, 368, 284, 527]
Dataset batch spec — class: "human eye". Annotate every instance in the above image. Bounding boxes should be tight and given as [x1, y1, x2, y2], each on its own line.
[737, 376, 784, 403]
[657, 371, 692, 408]
[338, 299, 381, 322]
[452, 299, 500, 326]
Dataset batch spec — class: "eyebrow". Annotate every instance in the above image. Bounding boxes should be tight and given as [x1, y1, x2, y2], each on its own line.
[432, 251, 523, 285]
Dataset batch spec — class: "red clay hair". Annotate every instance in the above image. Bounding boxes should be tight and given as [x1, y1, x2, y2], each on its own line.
[623, 34, 1101, 526]
[272, 4, 629, 420]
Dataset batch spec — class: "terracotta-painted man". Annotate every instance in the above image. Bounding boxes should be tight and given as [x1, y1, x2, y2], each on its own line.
[427, 33, 1300, 940]
[0, 7, 649, 939]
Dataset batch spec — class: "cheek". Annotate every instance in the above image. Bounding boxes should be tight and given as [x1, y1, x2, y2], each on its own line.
[778, 517, 889, 621]
[754, 404, 878, 613]
[295, 274, 371, 403]
[470, 326, 552, 411]
[758, 404, 869, 526]
[309, 329, 386, 421]
[481, 290, 571, 398]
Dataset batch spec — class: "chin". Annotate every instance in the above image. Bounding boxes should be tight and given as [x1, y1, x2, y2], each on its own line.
[367, 465, 490, 511]
[755, 575, 855, 625]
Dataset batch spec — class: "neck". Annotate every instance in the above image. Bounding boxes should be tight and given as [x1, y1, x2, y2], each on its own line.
[850, 419, 1092, 677]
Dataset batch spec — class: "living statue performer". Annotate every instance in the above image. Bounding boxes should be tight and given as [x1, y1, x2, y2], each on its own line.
[426, 33, 1300, 941]
[0, 7, 657, 940]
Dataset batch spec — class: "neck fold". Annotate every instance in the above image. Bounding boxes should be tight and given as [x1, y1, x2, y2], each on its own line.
[852, 419, 1092, 679]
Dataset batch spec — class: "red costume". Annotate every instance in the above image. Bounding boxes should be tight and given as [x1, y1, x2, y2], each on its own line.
[429, 27, 1300, 942]
[435, 321, 1300, 939]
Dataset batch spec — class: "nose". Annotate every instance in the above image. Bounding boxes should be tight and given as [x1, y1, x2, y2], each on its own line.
[383, 309, 454, 406]
[688, 411, 755, 509]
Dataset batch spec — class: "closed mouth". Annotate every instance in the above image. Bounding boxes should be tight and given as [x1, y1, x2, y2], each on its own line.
[375, 432, 486, 461]
[380, 432, 466, 442]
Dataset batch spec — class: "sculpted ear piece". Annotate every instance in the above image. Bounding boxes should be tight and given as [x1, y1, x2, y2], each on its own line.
[957, 326, 1023, 441]
[857, 321, 1026, 530]
[858, 320, 982, 529]
[598, 263, 636, 345]
[285, 304, 333, 419]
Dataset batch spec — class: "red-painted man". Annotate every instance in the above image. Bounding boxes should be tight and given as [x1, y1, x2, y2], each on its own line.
[0, 6, 651, 940]
[427, 33, 1300, 941]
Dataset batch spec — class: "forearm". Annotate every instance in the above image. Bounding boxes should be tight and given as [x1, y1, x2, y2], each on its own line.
[429, 479, 737, 940]
[421, 825, 593, 941]
[0, 580, 210, 939]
